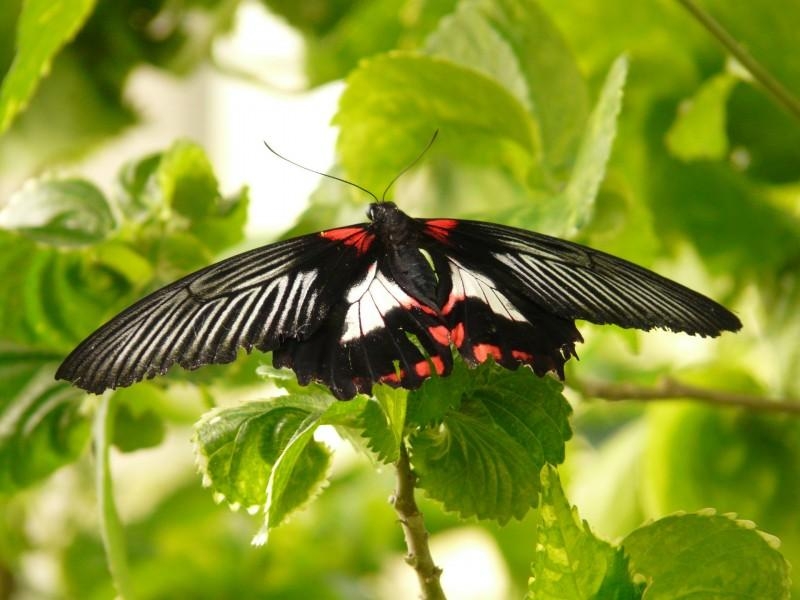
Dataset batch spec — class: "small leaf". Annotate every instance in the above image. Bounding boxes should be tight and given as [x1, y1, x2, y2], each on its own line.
[666, 72, 737, 162]
[157, 140, 220, 221]
[624, 511, 791, 599]
[540, 55, 628, 236]
[335, 53, 538, 193]
[529, 465, 642, 599]
[409, 360, 572, 523]
[193, 395, 331, 510]
[0, 0, 96, 133]
[0, 348, 89, 492]
[354, 386, 407, 462]
[0, 178, 115, 245]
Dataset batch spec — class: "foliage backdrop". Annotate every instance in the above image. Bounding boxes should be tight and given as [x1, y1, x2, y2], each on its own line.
[1, 0, 799, 598]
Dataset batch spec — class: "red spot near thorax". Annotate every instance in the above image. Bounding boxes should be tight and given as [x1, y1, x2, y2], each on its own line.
[320, 227, 375, 254]
[424, 219, 458, 243]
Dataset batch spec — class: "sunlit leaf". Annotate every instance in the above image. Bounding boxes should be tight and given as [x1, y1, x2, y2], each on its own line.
[0, 178, 115, 245]
[335, 53, 538, 193]
[624, 511, 791, 599]
[528, 465, 641, 599]
[0, 0, 96, 133]
[666, 72, 736, 162]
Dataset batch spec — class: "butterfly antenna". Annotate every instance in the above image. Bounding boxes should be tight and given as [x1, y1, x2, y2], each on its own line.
[380, 129, 439, 202]
[263, 140, 379, 203]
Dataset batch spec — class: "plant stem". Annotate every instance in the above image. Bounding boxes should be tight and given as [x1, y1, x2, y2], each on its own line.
[676, 0, 800, 121]
[94, 393, 133, 599]
[577, 377, 800, 415]
[392, 443, 446, 600]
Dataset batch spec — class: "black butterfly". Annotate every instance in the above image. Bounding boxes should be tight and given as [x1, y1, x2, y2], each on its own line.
[56, 201, 741, 399]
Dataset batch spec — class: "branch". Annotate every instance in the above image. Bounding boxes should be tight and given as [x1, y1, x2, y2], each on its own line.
[676, 0, 800, 121]
[576, 377, 800, 415]
[391, 443, 446, 600]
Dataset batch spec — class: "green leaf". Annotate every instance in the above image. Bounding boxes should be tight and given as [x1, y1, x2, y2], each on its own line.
[194, 394, 344, 534]
[355, 385, 406, 462]
[0, 347, 89, 492]
[157, 140, 220, 221]
[0, 178, 115, 245]
[409, 360, 572, 523]
[641, 403, 800, 570]
[0, 231, 133, 350]
[624, 511, 791, 599]
[335, 53, 538, 193]
[0, 0, 97, 133]
[529, 465, 642, 600]
[425, 0, 589, 176]
[540, 54, 628, 235]
[666, 72, 737, 162]
[111, 384, 171, 453]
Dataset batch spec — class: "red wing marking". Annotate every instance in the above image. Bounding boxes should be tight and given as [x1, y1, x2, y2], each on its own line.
[472, 343, 503, 362]
[450, 322, 465, 347]
[414, 356, 446, 377]
[428, 325, 450, 345]
[424, 219, 458, 243]
[511, 349, 534, 361]
[442, 293, 464, 316]
[319, 227, 375, 254]
[379, 356, 446, 384]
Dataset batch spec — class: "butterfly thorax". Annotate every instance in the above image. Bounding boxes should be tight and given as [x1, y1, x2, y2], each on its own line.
[369, 202, 440, 308]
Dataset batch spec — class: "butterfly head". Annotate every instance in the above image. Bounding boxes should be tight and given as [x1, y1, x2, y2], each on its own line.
[367, 201, 399, 223]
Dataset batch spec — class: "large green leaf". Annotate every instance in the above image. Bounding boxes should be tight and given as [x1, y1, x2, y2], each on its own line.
[528, 465, 641, 600]
[409, 360, 571, 523]
[425, 0, 589, 177]
[0, 0, 97, 133]
[624, 511, 791, 599]
[335, 53, 538, 194]
[0, 348, 89, 492]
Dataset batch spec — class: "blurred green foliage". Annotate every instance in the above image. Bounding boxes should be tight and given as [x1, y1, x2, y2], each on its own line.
[2, 0, 800, 598]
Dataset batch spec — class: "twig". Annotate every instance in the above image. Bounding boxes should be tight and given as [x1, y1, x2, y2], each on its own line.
[391, 443, 446, 600]
[576, 377, 800, 415]
[676, 0, 800, 121]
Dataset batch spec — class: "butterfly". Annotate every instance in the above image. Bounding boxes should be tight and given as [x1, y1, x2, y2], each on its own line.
[56, 201, 741, 399]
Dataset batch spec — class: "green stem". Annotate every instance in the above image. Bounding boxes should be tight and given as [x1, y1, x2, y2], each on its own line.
[676, 0, 800, 121]
[392, 443, 446, 600]
[94, 393, 133, 598]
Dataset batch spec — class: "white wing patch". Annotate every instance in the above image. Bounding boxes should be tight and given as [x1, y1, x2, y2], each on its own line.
[341, 263, 416, 342]
[446, 259, 526, 322]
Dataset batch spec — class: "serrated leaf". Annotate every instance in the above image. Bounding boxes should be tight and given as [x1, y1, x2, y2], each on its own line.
[529, 465, 641, 600]
[406, 360, 468, 427]
[409, 360, 572, 523]
[539, 55, 628, 236]
[424, 0, 589, 176]
[194, 394, 351, 534]
[0, 348, 89, 492]
[335, 53, 538, 193]
[624, 511, 791, 599]
[666, 72, 736, 162]
[0, 0, 96, 133]
[0, 178, 115, 245]
[349, 387, 407, 463]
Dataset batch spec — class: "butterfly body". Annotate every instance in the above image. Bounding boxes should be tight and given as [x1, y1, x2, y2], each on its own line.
[57, 202, 741, 399]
